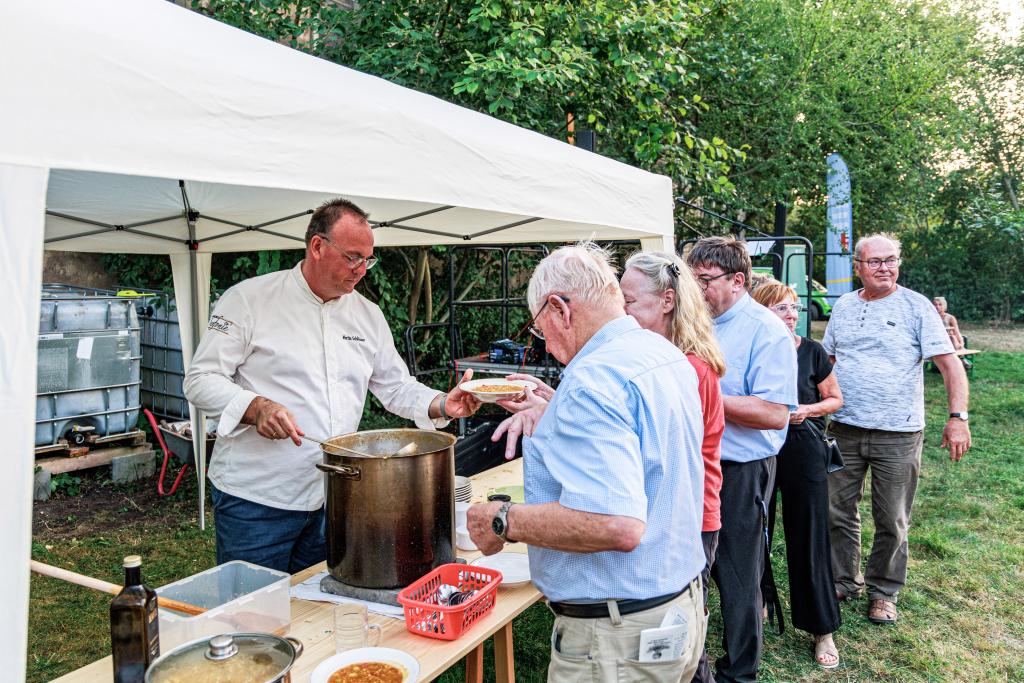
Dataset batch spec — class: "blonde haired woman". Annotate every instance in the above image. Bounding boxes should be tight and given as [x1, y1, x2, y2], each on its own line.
[620, 251, 726, 683]
[751, 279, 843, 669]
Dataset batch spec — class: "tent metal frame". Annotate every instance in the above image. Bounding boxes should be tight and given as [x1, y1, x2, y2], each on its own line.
[44, 183, 545, 248]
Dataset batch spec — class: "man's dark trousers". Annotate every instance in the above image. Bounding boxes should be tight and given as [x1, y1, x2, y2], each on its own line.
[711, 456, 776, 683]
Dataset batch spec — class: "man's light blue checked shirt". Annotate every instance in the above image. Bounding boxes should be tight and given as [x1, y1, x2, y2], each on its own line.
[523, 316, 706, 602]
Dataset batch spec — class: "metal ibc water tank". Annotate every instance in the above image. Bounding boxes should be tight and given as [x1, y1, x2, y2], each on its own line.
[139, 295, 189, 421]
[36, 290, 142, 447]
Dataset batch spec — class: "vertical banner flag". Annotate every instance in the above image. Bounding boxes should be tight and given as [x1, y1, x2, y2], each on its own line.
[825, 153, 853, 301]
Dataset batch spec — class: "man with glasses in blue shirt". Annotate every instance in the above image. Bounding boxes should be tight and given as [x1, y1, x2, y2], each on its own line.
[467, 243, 708, 683]
[686, 236, 797, 683]
[186, 197, 479, 573]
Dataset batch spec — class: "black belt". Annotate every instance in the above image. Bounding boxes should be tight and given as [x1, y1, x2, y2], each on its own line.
[549, 583, 692, 619]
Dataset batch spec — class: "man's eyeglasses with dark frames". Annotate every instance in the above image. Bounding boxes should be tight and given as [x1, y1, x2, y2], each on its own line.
[854, 257, 901, 270]
[696, 272, 735, 290]
[321, 236, 379, 270]
[515, 295, 570, 341]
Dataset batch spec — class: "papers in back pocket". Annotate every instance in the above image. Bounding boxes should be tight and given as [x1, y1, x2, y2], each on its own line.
[638, 604, 689, 662]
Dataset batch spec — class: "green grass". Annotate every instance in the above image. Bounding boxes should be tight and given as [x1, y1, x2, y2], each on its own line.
[28, 354, 1024, 682]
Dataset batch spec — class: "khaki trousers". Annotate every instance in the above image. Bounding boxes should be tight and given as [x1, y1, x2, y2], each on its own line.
[827, 421, 923, 602]
[547, 577, 706, 683]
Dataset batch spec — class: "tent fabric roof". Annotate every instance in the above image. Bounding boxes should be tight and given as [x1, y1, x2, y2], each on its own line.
[0, 1, 674, 678]
[3, 1, 673, 254]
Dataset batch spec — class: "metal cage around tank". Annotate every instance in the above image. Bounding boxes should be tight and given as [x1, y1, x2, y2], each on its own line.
[36, 287, 143, 447]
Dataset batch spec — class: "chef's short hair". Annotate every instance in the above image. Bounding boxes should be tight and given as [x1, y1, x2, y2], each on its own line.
[306, 198, 370, 245]
[527, 241, 622, 313]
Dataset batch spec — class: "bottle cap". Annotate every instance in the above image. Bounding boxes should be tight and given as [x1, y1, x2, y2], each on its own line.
[123, 555, 142, 568]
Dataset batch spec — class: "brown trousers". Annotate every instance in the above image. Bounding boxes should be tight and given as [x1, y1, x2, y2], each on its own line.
[826, 421, 924, 602]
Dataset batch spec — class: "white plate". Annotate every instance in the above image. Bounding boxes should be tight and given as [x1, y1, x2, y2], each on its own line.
[459, 378, 536, 403]
[456, 525, 478, 551]
[471, 552, 532, 588]
[311, 647, 420, 683]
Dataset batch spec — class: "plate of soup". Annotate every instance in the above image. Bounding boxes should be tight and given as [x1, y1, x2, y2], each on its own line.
[311, 648, 419, 683]
[459, 378, 537, 403]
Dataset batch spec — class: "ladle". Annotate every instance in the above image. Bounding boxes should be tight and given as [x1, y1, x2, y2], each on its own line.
[301, 434, 418, 458]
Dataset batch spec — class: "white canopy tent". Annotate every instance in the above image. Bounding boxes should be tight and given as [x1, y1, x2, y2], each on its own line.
[0, 0, 674, 675]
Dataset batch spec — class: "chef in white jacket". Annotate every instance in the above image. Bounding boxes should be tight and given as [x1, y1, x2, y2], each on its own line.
[185, 197, 479, 573]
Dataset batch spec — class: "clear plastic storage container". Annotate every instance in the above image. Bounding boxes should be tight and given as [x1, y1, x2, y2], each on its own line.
[156, 561, 290, 651]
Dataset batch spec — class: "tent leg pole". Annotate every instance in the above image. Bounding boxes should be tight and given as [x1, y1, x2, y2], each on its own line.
[188, 246, 207, 531]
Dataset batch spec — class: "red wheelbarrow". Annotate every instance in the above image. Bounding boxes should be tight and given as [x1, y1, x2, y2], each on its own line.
[143, 409, 216, 496]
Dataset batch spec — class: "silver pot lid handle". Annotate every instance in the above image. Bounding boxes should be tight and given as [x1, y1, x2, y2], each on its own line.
[206, 634, 238, 661]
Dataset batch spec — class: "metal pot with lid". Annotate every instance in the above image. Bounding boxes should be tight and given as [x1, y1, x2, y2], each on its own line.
[145, 632, 303, 683]
[315, 428, 457, 589]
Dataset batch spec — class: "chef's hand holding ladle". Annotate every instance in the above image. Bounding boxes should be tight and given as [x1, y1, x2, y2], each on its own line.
[244, 396, 305, 446]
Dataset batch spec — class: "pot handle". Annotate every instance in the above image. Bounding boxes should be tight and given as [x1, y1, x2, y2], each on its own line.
[315, 462, 361, 480]
[286, 636, 304, 659]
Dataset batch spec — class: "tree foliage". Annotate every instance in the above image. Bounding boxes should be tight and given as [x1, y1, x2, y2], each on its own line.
[127, 0, 1022, 322]
[683, 0, 985, 236]
[901, 176, 1024, 321]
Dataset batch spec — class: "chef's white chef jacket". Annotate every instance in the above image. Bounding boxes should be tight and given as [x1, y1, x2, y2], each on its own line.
[184, 263, 446, 511]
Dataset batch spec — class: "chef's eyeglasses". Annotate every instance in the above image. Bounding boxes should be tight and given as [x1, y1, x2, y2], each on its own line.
[320, 236, 378, 270]
[516, 295, 570, 341]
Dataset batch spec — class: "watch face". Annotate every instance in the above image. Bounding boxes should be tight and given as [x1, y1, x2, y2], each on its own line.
[491, 517, 505, 536]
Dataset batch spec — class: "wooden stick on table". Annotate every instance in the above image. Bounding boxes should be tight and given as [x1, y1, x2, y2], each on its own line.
[30, 560, 207, 616]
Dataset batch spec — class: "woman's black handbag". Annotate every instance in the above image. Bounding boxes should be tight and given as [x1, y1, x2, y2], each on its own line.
[807, 420, 845, 473]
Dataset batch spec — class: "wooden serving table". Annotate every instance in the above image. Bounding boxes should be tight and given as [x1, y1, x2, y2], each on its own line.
[54, 459, 542, 683]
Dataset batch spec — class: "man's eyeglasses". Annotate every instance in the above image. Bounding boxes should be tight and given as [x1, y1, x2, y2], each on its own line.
[516, 295, 570, 341]
[771, 303, 805, 314]
[696, 272, 734, 290]
[321, 236, 378, 270]
[854, 257, 901, 270]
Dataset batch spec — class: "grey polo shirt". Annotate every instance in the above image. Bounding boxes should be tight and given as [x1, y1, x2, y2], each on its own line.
[822, 286, 953, 432]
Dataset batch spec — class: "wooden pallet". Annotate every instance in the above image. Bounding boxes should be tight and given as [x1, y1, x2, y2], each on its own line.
[36, 442, 154, 476]
[34, 429, 147, 458]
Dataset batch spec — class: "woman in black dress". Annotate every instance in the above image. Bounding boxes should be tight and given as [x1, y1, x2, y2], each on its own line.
[752, 280, 844, 669]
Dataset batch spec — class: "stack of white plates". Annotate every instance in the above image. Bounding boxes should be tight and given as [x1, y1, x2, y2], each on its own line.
[454, 475, 473, 503]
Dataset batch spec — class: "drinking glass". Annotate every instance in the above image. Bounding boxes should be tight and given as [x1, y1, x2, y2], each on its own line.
[333, 603, 382, 653]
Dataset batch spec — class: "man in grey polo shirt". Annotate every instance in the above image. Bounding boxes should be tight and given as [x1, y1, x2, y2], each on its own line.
[822, 233, 971, 626]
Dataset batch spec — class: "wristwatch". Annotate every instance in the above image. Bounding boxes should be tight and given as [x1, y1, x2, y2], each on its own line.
[949, 412, 969, 421]
[491, 502, 515, 542]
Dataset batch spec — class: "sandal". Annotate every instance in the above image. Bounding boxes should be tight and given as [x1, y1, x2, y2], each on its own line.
[867, 598, 898, 624]
[814, 634, 840, 669]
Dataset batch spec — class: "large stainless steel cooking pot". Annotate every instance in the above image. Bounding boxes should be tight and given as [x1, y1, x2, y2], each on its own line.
[315, 428, 457, 589]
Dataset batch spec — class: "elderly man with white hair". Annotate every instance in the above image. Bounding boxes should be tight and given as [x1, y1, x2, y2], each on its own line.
[823, 232, 971, 626]
[466, 243, 708, 683]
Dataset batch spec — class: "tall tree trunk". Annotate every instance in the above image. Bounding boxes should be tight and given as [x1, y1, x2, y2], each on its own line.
[424, 255, 433, 323]
[407, 247, 427, 324]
